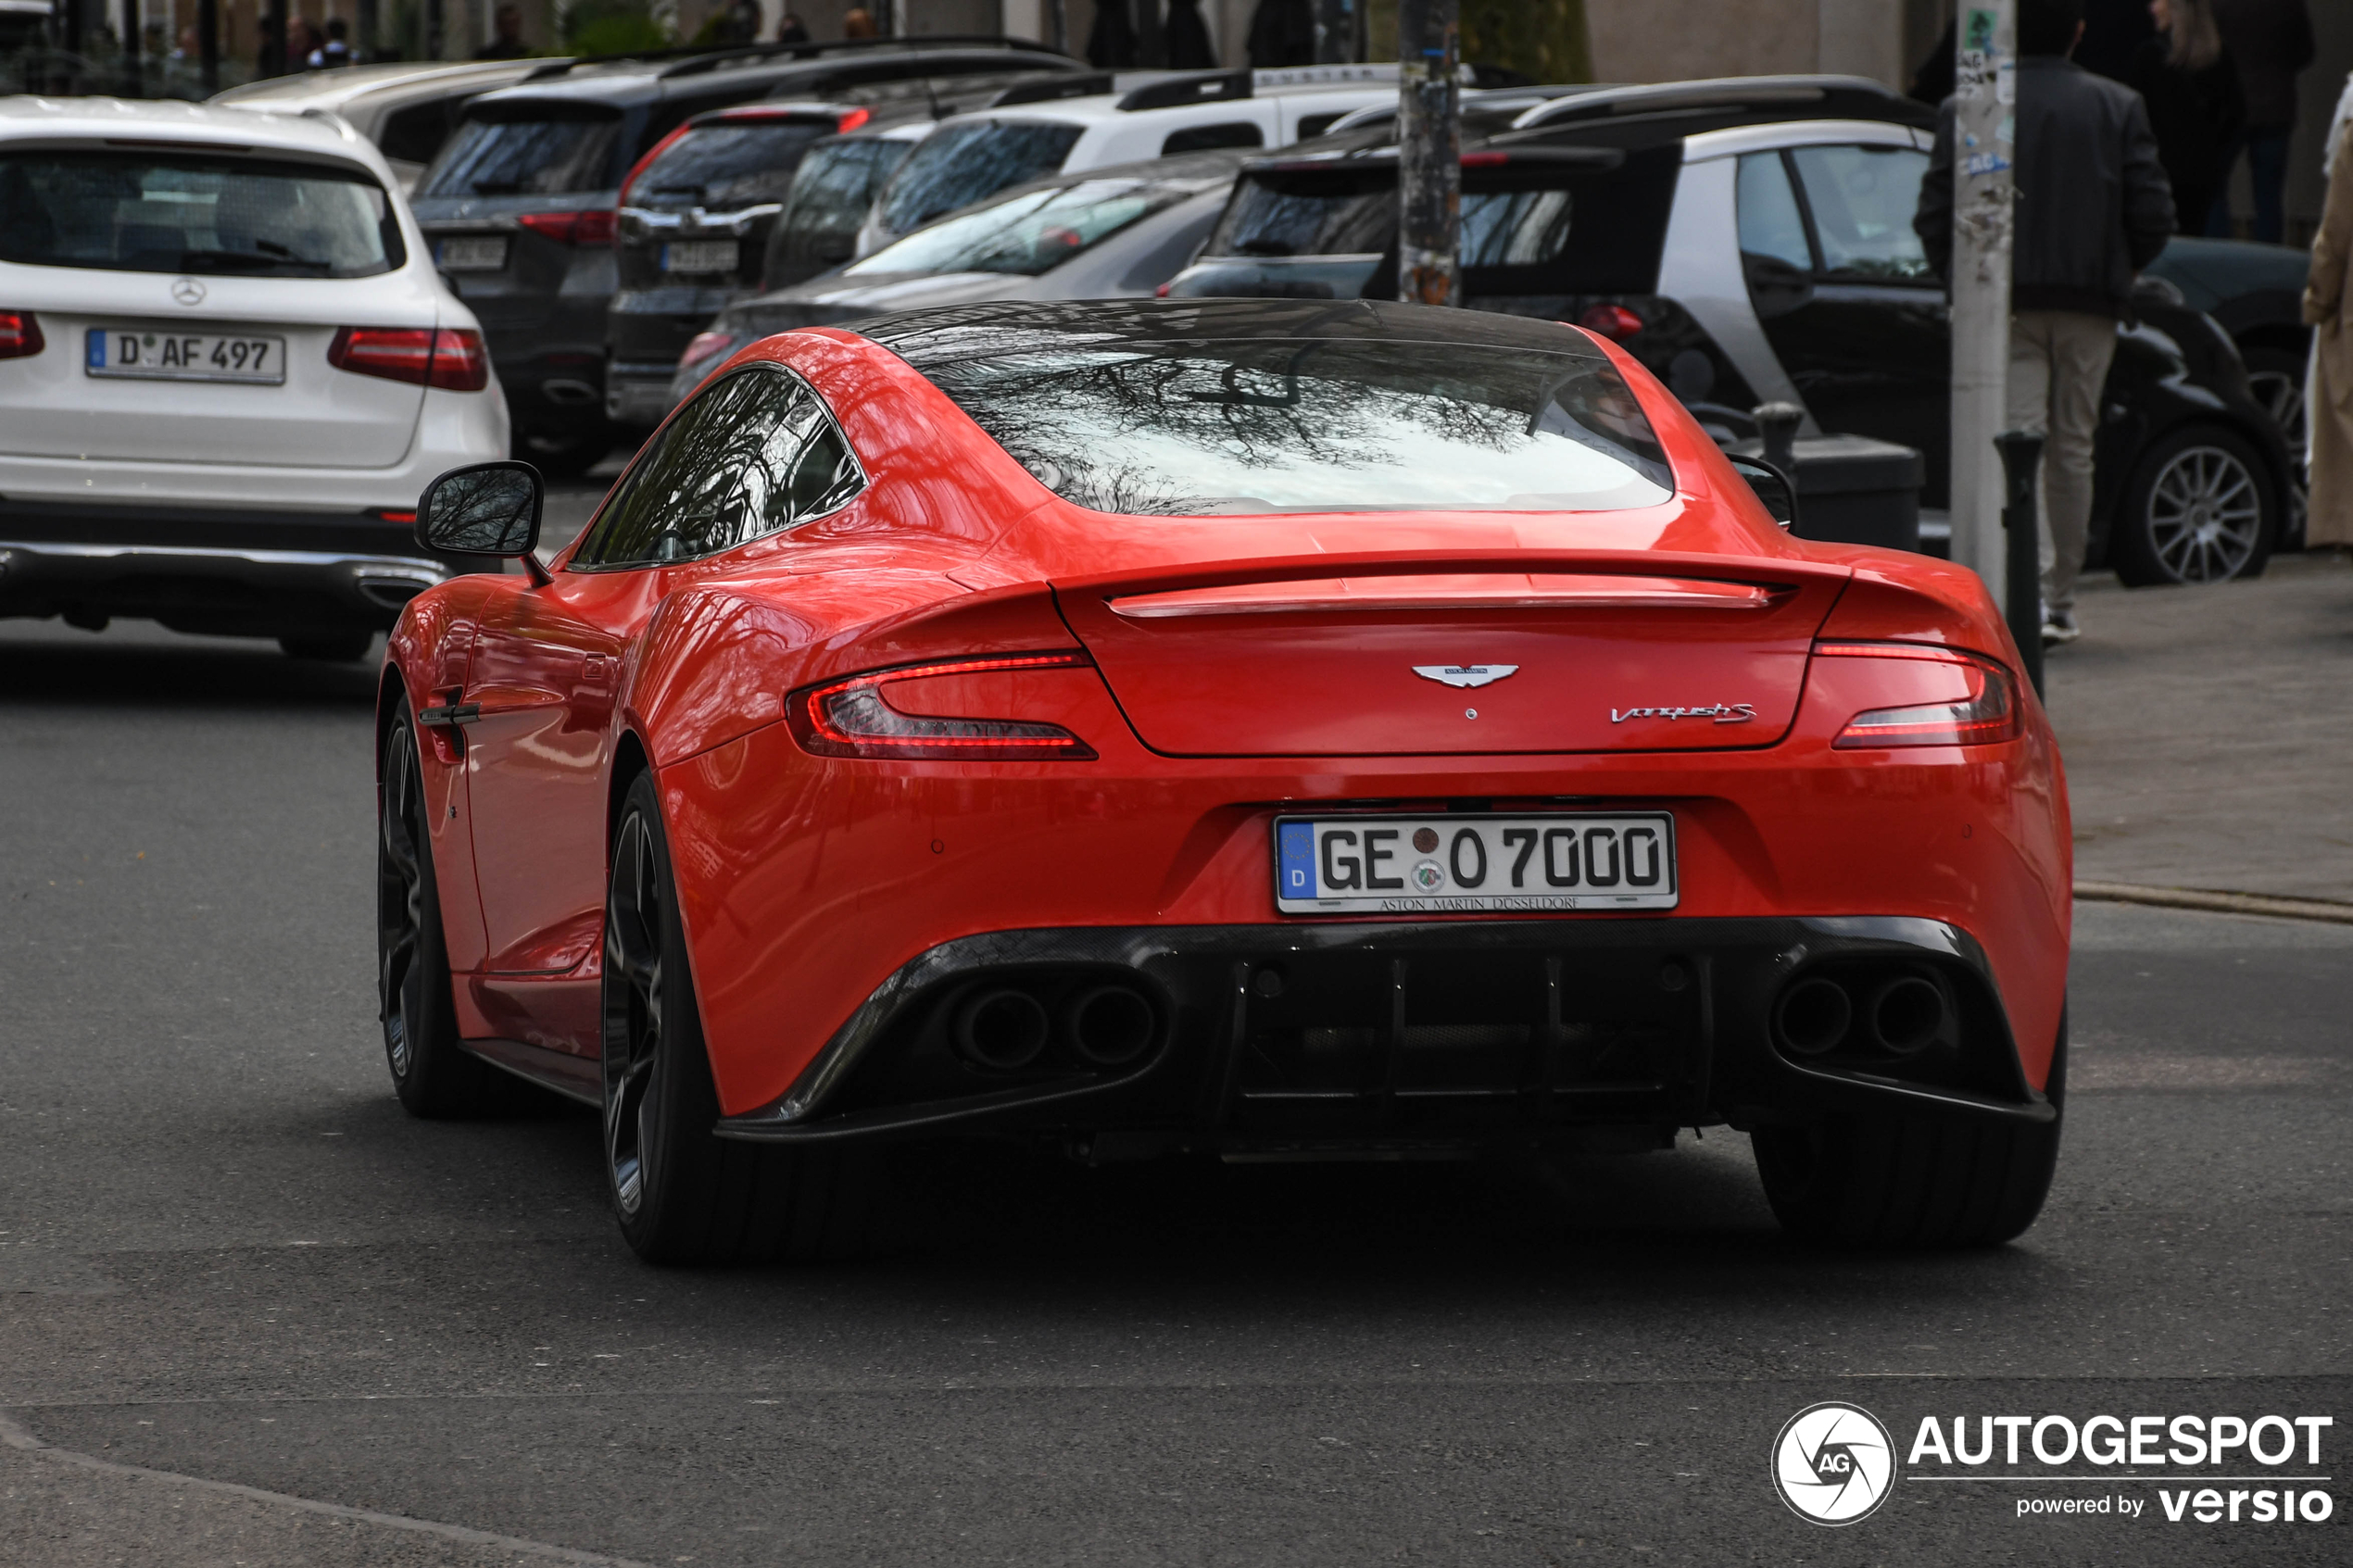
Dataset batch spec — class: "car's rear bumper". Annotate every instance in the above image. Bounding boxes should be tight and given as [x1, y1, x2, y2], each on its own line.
[713, 915, 2053, 1155]
[0, 495, 456, 636]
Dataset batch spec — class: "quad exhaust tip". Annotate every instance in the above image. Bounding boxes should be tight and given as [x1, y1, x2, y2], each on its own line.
[953, 988, 1050, 1072]
[1064, 985, 1156, 1067]
[1772, 970, 1952, 1060]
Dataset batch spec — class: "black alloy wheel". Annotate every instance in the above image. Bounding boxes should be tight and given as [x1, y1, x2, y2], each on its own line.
[1753, 1018, 2066, 1248]
[378, 708, 507, 1115]
[2241, 345, 2307, 452]
[2108, 424, 2275, 586]
[601, 771, 882, 1265]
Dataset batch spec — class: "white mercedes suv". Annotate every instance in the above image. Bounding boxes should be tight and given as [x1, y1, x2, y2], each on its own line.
[0, 97, 508, 659]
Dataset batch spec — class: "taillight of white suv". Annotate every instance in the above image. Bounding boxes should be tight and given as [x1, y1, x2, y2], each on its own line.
[328, 327, 490, 391]
[0, 310, 44, 358]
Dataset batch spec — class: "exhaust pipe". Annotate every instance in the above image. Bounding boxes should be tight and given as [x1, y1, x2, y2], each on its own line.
[953, 988, 1049, 1071]
[1063, 985, 1155, 1067]
[1773, 976, 1853, 1057]
[1866, 975, 1947, 1055]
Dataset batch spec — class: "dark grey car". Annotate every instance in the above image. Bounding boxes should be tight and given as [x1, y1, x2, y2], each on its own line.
[407, 37, 1082, 475]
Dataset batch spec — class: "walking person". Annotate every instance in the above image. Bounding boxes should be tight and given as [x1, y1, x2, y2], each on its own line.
[2302, 107, 2353, 553]
[1918, 0, 2177, 646]
[2127, 0, 2245, 233]
[2210, 0, 2315, 242]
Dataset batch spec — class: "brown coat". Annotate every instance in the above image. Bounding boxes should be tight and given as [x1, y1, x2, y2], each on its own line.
[2306, 121, 2353, 547]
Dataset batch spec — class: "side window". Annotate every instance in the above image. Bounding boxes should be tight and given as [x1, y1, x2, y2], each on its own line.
[571, 366, 863, 568]
[1735, 152, 1814, 272]
[1162, 121, 1265, 157]
[1460, 188, 1574, 268]
[1788, 145, 1931, 282]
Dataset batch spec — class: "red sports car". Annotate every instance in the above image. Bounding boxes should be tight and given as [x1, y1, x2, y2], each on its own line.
[379, 299, 2070, 1263]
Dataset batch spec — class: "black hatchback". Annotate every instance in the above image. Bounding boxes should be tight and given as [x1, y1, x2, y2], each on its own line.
[408, 36, 1083, 475]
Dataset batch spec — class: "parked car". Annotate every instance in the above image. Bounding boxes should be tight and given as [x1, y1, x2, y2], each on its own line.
[853, 64, 1402, 257]
[409, 35, 1086, 475]
[2143, 234, 2312, 446]
[663, 149, 1250, 417]
[1168, 75, 2296, 585]
[0, 98, 506, 659]
[760, 119, 935, 289]
[605, 66, 1070, 434]
[210, 58, 552, 192]
[384, 296, 2070, 1262]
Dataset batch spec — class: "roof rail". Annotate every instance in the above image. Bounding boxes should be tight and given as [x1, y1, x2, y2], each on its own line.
[990, 70, 1116, 107]
[1117, 68, 1252, 112]
[1511, 74, 1919, 131]
[658, 32, 1076, 80]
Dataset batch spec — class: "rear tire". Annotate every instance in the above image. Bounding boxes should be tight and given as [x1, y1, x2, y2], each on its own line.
[1754, 1020, 2065, 1249]
[2108, 424, 2275, 586]
[283, 632, 376, 662]
[378, 709, 510, 1117]
[601, 771, 880, 1265]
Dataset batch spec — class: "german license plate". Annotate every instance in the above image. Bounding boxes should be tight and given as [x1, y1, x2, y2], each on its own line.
[438, 235, 510, 270]
[84, 327, 285, 384]
[1274, 812, 1678, 914]
[663, 239, 739, 274]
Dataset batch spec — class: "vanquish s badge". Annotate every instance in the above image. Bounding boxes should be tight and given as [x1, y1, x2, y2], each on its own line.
[1610, 702, 1757, 723]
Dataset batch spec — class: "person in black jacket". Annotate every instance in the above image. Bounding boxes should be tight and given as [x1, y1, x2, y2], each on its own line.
[1917, 0, 2176, 645]
[2128, 0, 2246, 232]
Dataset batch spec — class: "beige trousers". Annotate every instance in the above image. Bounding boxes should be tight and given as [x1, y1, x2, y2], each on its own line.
[2005, 310, 2119, 614]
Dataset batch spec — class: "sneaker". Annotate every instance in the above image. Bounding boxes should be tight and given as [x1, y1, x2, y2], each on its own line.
[2041, 608, 2081, 646]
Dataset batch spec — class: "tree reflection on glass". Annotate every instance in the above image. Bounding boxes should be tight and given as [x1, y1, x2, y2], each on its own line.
[575, 365, 862, 568]
[423, 466, 538, 554]
[919, 332, 1676, 516]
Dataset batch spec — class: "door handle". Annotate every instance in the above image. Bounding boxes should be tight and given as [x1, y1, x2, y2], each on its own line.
[418, 696, 482, 727]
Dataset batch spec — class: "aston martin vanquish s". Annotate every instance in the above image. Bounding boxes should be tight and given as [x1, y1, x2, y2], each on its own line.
[379, 299, 2069, 1263]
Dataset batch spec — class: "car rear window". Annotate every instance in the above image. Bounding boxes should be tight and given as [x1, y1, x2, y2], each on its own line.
[0, 151, 402, 277]
[911, 336, 1673, 516]
[876, 119, 1084, 234]
[764, 134, 915, 286]
[1202, 146, 1680, 295]
[847, 177, 1187, 279]
[629, 118, 837, 211]
[419, 105, 625, 197]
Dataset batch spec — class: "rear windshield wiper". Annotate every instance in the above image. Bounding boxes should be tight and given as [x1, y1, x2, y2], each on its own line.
[176, 247, 333, 275]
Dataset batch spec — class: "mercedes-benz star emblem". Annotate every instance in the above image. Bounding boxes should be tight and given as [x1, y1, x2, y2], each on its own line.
[170, 277, 207, 307]
[1412, 665, 1517, 689]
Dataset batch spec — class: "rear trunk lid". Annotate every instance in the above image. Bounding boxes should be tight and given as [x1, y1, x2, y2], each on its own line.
[1055, 552, 1847, 757]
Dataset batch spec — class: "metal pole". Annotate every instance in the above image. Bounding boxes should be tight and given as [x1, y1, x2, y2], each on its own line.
[120, 0, 139, 93]
[1996, 431, 2046, 696]
[1315, 0, 1349, 64]
[198, 0, 217, 90]
[1947, 1, 2018, 607]
[1395, 0, 1459, 307]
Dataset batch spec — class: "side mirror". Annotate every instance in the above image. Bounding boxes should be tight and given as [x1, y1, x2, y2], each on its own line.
[417, 460, 544, 559]
[1728, 453, 1799, 531]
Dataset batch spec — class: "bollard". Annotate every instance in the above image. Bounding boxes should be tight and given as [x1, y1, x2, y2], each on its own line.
[1994, 431, 2045, 698]
[1753, 401, 1803, 476]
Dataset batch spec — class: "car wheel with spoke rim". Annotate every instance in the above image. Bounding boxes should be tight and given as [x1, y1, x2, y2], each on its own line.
[379, 705, 506, 1115]
[2108, 425, 2274, 586]
[602, 770, 883, 1264]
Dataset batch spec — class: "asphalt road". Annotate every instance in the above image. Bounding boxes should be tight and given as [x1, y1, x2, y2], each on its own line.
[1, 617, 2347, 1566]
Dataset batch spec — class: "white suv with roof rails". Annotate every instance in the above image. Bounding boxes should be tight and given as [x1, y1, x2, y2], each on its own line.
[853, 63, 1401, 257]
[0, 98, 507, 660]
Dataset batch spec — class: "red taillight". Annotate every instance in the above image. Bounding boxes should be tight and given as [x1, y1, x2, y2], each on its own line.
[1577, 303, 1645, 341]
[787, 652, 1099, 761]
[376, 508, 418, 523]
[329, 327, 491, 392]
[517, 208, 618, 245]
[1816, 641, 2021, 749]
[0, 309, 44, 358]
[680, 330, 737, 370]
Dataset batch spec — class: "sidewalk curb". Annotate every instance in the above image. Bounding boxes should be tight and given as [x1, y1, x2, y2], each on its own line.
[2076, 881, 2353, 926]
